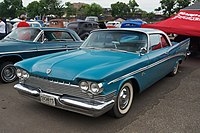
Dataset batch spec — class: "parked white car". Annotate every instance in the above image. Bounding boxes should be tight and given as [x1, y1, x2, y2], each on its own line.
[106, 21, 121, 28]
[85, 16, 99, 22]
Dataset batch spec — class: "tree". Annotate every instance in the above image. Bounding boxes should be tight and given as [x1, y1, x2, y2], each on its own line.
[80, 3, 103, 16]
[155, 0, 176, 17]
[27, 1, 40, 18]
[64, 2, 77, 17]
[39, 0, 64, 17]
[175, 0, 191, 12]
[156, 0, 191, 17]
[128, 0, 139, 14]
[111, 2, 130, 18]
[0, 2, 7, 18]
[89, 3, 103, 16]
[0, 0, 23, 18]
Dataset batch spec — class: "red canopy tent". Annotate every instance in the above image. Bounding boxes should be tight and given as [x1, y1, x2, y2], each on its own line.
[142, 4, 200, 37]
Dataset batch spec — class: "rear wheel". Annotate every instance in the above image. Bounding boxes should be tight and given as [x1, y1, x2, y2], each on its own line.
[0, 62, 17, 83]
[110, 81, 134, 118]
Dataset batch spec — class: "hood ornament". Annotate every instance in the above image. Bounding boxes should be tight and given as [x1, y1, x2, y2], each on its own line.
[46, 69, 52, 74]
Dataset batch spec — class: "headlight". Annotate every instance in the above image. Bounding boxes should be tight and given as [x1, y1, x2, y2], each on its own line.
[80, 81, 89, 91]
[90, 83, 102, 95]
[16, 69, 22, 78]
[16, 69, 29, 79]
[22, 70, 29, 79]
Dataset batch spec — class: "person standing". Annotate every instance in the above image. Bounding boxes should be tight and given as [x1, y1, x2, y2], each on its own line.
[17, 16, 30, 28]
[0, 17, 6, 40]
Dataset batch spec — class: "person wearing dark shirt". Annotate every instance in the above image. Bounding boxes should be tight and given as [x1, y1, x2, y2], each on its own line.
[17, 16, 29, 28]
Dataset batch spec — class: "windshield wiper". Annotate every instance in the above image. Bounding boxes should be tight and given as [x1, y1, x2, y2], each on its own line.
[82, 47, 104, 50]
[83, 46, 129, 53]
[108, 48, 128, 53]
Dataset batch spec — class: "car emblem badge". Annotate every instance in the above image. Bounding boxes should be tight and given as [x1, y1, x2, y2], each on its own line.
[46, 69, 52, 74]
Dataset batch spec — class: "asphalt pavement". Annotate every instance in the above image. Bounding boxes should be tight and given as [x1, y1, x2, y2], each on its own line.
[0, 56, 199, 133]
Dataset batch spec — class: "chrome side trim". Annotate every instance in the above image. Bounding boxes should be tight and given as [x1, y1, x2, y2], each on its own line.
[109, 66, 148, 84]
[108, 53, 186, 84]
[0, 48, 67, 55]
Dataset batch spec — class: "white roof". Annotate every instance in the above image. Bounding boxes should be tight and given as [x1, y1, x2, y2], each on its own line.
[96, 28, 165, 35]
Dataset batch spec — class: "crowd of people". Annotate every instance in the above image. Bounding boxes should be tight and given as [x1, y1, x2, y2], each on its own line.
[0, 16, 30, 40]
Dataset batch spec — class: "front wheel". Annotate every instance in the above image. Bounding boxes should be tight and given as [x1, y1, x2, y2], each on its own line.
[0, 62, 17, 83]
[110, 82, 134, 118]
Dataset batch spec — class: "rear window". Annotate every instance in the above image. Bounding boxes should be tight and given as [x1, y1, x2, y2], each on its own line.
[6, 28, 41, 41]
[44, 31, 74, 42]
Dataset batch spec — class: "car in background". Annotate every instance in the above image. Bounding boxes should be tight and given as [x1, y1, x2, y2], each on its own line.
[121, 19, 146, 28]
[85, 16, 98, 22]
[49, 19, 69, 28]
[14, 28, 190, 117]
[0, 27, 82, 83]
[36, 20, 45, 27]
[12, 21, 42, 31]
[106, 21, 121, 28]
[98, 21, 107, 29]
[67, 21, 99, 40]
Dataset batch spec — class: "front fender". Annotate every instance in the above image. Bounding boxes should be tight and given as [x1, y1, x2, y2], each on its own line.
[117, 76, 140, 93]
[0, 54, 23, 63]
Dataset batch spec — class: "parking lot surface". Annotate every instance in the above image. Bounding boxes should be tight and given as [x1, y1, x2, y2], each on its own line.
[0, 56, 200, 133]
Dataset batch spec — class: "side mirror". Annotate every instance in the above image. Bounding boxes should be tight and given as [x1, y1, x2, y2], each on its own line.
[41, 38, 48, 44]
[139, 47, 147, 56]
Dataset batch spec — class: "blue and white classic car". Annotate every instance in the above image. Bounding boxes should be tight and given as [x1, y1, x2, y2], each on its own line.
[0, 27, 82, 83]
[14, 28, 190, 118]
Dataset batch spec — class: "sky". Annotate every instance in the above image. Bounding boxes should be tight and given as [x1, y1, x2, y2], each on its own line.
[0, 0, 161, 12]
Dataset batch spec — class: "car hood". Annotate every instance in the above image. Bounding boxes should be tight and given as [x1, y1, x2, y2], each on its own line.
[16, 48, 141, 82]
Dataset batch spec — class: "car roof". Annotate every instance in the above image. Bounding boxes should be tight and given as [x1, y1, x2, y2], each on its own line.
[107, 21, 120, 23]
[50, 19, 68, 22]
[68, 21, 98, 24]
[40, 27, 71, 31]
[92, 28, 165, 35]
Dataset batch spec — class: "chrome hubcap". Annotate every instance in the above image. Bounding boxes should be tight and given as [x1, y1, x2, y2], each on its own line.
[2, 65, 16, 82]
[119, 87, 130, 110]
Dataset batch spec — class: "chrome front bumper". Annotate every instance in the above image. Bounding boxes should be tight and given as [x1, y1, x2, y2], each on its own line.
[14, 84, 115, 117]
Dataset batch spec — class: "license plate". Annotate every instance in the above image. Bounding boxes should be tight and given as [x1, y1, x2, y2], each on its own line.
[40, 93, 56, 106]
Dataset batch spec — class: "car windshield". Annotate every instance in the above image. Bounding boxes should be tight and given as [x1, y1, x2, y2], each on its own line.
[81, 30, 148, 53]
[5, 28, 41, 41]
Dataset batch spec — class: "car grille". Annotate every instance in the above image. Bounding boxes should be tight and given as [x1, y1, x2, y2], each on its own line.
[24, 76, 115, 102]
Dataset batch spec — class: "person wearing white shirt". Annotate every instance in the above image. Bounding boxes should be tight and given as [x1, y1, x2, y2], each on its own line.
[0, 17, 6, 40]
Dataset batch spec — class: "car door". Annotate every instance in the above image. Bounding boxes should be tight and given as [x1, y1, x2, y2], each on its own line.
[145, 34, 172, 86]
[36, 30, 77, 55]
